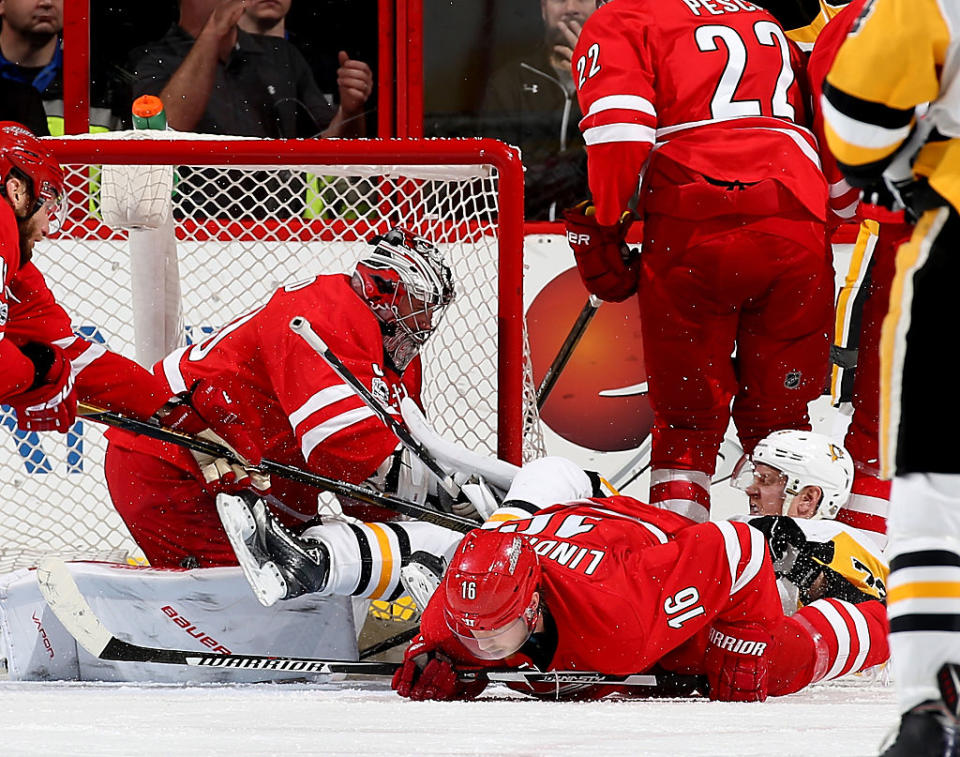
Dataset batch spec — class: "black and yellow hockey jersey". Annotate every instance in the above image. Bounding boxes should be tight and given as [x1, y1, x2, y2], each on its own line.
[822, 0, 960, 214]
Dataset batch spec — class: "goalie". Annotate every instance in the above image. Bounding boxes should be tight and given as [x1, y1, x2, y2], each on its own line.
[104, 227, 458, 569]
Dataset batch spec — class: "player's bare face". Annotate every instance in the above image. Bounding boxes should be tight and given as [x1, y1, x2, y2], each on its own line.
[744, 463, 788, 516]
[17, 202, 51, 266]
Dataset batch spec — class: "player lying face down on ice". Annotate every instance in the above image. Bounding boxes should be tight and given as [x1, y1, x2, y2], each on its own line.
[103, 227, 460, 569]
[217, 447, 890, 702]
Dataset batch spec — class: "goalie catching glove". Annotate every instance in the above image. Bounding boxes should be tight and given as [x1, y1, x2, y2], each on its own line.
[156, 379, 269, 494]
[562, 201, 640, 303]
[391, 634, 488, 701]
[8, 342, 77, 433]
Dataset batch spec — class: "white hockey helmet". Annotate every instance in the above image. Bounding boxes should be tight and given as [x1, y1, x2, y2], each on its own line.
[734, 430, 855, 519]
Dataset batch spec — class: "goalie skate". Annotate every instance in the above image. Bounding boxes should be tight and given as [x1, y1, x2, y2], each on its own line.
[216, 492, 329, 607]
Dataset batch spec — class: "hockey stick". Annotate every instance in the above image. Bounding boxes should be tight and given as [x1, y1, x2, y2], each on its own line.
[536, 295, 601, 410]
[77, 402, 476, 534]
[36, 558, 704, 693]
[289, 315, 460, 498]
[359, 626, 420, 659]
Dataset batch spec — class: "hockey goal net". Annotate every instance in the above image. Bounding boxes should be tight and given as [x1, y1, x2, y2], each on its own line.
[0, 133, 542, 573]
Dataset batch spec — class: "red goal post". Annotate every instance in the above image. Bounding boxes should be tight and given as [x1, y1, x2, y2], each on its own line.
[0, 134, 542, 572]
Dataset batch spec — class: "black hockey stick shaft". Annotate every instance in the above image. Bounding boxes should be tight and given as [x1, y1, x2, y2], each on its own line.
[536, 295, 601, 410]
[359, 626, 421, 659]
[289, 316, 460, 498]
[77, 402, 475, 533]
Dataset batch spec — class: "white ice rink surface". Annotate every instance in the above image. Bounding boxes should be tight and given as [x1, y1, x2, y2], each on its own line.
[0, 677, 896, 756]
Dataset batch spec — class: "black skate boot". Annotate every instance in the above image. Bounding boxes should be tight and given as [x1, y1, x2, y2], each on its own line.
[880, 664, 960, 757]
[216, 491, 329, 607]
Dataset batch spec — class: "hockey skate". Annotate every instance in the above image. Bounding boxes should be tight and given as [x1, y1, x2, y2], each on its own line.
[880, 664, 960, 757]
[216, 491, 329, 607]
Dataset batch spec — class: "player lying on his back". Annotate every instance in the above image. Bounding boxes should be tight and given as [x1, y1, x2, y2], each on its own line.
[727, 429, 887, 610]
[218, 450, 888, 702]
[104, 227, 460, 569]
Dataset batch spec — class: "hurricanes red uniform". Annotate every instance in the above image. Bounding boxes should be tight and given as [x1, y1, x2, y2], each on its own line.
[806, 0, 911, 543]
[1, 201, 169, 417]
[105, 274, 423, 568]
[416, 497, 889, 700]
[573, 0, 834, 521]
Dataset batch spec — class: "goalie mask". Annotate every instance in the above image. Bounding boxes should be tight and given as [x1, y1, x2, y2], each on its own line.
[0, 121, 66, 232]
[731, 430, 855, 519]
[352, 227, 455, 371]
[443, 530, 541, 661]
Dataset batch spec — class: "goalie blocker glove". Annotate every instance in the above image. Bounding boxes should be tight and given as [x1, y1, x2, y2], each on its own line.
[562, 201, 640, 303]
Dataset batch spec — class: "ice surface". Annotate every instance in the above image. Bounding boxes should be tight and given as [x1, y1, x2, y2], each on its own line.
[0, 676, 896, 756]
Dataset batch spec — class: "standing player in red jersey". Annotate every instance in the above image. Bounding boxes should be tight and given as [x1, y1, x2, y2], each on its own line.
[389, 494, 888, 702]
[1, 122, 255, 456]
[562, 0, 834, 523]
[104, 227, 457, 569]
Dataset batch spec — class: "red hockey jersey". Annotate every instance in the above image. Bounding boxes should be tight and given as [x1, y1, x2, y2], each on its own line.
[574, 0, 827, 227]
[420, 497, 780, 696]
[108, 274, 422, 517]
[1, 201, 169, 415]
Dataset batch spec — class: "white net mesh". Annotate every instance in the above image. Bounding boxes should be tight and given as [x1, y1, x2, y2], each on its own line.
[0, 133, 543, 573]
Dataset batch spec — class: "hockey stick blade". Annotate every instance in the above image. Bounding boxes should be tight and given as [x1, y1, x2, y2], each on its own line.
[76, 402, 476, 534]
[36, 558, 703, 692]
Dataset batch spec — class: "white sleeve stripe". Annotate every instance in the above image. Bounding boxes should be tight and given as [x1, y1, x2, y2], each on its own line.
[834, 200, 859, 218]
[582, 123, 656, 146]
[289, 384, 355, 430]
[732, 525, 765, 595]
[821, 95, 912, 150]
[715, 521, 742, 591]
[66, 342, 107, 376]
[829, 178, 854, 197]
[585, 94, 657, 118]
[844, 601, 870, 675]
[811, 600, 853, 681]
[714, 521, 765, 595]
[301, 406, 376, 461]
[589, 507, 670, 543]
[654, 498, 709, 523]
[51, 335, 79, 350]
[161, 346, 191, 395]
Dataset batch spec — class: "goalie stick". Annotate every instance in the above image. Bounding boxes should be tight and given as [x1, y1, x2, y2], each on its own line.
[36, 558, 704, 694]
[289, 316, 460, 499]
[536, 295, 601, 410]
[77, 402, 476, 534]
